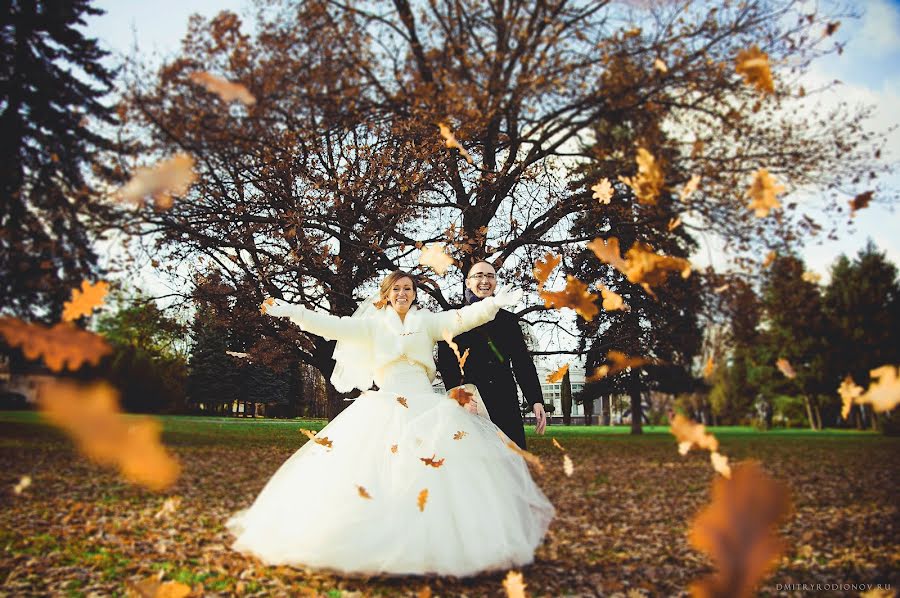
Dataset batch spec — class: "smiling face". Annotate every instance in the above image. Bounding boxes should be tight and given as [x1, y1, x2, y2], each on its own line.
[387, 276, 416, 315]
[465, 262, 497, 299]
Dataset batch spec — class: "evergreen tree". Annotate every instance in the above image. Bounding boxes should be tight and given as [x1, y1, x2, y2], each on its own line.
[1, 0, 121, 320]
[187, 310, 240, 413]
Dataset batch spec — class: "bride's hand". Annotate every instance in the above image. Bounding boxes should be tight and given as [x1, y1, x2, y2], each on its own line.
[262, 298, 299, 319]
[493, 285, 523, 308]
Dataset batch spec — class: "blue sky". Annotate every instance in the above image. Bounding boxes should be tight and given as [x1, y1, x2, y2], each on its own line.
[83, 0, 900, 282]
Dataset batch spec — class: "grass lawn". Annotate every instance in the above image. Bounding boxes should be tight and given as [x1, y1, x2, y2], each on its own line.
[0, 410, 897, 597]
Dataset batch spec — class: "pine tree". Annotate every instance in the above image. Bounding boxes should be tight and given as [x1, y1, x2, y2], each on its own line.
[187, 310, 240, 413]
[1, 0, 121, 320]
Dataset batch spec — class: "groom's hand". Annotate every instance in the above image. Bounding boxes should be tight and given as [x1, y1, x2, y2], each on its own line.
[533, 403, 547, 435]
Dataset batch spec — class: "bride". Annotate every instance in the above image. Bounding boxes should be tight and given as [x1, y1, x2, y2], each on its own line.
[226, 270, 554, 577]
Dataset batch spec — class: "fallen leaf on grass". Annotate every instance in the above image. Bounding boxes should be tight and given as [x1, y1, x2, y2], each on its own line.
[13, 475, 31, 495]
[154, 496, 181, 520]
[127, 576, 192, 598]
[689, 461, 792, 598]
[62, 280, 109, 321]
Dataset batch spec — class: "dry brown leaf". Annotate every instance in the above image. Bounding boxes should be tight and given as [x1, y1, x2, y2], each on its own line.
[503, 570, 528, 598]
[689, 461, 792, 598]
[591, 178, 614, 204]
[546, 364, 569, 383]
[735, 46, 775, 94]
[128, 576, 192, 598]
[552, 438, 565, 452]
[849, 190, 874, 215]
[420, 454, 445, 468]
[586, 237, 629, 273]
[453, 431, 467, 440]
[357, 485, 372, 499]
[711, 451, 732, 479]
[62, 280, 109, 322]
[117, 153, 197, 210]
[397, 396, 409, 408]
[417, 488, 429, 512]
[838, 376, 864, 419]
[533, 253, 562, 287]
[437, 123, 473, 164]
[299, 428, 334, 449]
[448, 386, 474, 407]
[419, 243, 455, 275]
[680, 174, 701, 203]
[670, 413, 719, 455]
[618, 147, 664, 205]
[857, 365, 900, 413]
[563, 454, 574, 477]
[154, 496, 181, 520]
[746, 169, 784, 218]
[38, 380, 180, 491]
[775, 358, 796, 379]
[500, 432, 544, 473]
[539, 275, 599, 321]
[588, 237, 690, 295]
[390, 444, 399, 454]
[824, 21, 841, 36]
[0, 317, 112, 372]
[188, 71, 256, 105]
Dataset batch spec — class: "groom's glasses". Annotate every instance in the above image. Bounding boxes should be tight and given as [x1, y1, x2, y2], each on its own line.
[468, 273, 496, 281]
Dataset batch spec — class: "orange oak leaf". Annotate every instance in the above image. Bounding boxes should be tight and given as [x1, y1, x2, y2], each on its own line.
[618, 147, 664, 205]
[357, 485, 372, 499]
[591, 178, 614, 204]
[449, 386, 474, 407]
[735, 46, 775, 94]
[0, 317, 112, 372]
[437, 123, 473, 164]
[62, 280, 109, 322]
[420, 454, 445, 468]
[689, 461, 792, 598]
[746, 169, 784, 217]
[586, 237, 629, 273]
[499, 432, 544, 473]
[588, 237, 690, 295]
[857, 365, 900, 413]
[117, 153, 197, 210]
[188, 71, 256, 105]
[533, 253, 562, 288]
[849, 191, 874, 215]
[670, 413, 719, 455]
[539, 275, 599, 321]
[419, 243, 455, 275]
[546, 364, 569, 383]
[608, 350, 651, 376]
[563, 454, 574, 477]
[775, 358, 796, 379]
[396, 396, 409, 408]
[838, 376, 864, 419]
[417, 488, 429, 512]
[503, 570, 527, 598]
[599, 284, 626, 311]
[453, 431, 467, 440]
[299, 428, 333, 449]
[38, 380, 180, 491]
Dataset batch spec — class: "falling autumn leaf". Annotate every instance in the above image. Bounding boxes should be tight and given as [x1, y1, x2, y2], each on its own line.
[13, 475, 31, 495]
[38, 380, 180, 491]
[618, 147, 665, 205]
[396, 396, 409, 409]
[299, 428, 334, 449]
[762, 250, 777, 268]
[585, 365, 610, 382]
[824, 21, 840, 36]
[711, 452, 732, 479]
[503, 570, 528, 598]
[680, 174, 701, 203]
[539, 275, 599, 321]
[546, 364, 569, 383]
[61, 280, 109, 322]
[533, 253, 562, 288]
[188, 71, 256, 105]
[849, 190, 874, 215]
[857, 365, 900, 413]
[453, 431, 467, 440]
[420, 455, 445, 468]
[552, 438, 565, 452]
[689, 461, 792, 598]
[588, 237, 690, 296]
[449, 386, 474, 407]
[259, 297, 275, 315]
[417, 488, 429, 512]
[0, 317, 111, 372]
[563, 454, 574, 477]
[500, 432, 544, 473]
[670, 413, 719, 455]
[746, 169, 784, 218]
[838, 376, 864, 419]
[591, 178, 614, 204]
[419, 243, 455, 275]
[801, 271, 821, 284]
[735, 46, 775, 94]
[653, 58, 668, 73]
[357, 485, 373, 499]
[775, 358, 796, 379]
[437, 123, 474, 164]
[442, 329, 470, 376]
[599, 284, 626, 311]
[117, 153, 197, 210]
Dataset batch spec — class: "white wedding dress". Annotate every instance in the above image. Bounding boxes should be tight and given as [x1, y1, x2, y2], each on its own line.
[226, 296, 554, 577]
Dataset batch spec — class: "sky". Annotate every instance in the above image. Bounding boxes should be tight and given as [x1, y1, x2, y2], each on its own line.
[82, 0, 900, 293]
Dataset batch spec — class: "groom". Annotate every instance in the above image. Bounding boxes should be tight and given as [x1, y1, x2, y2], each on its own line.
[437, 261, 547, 449]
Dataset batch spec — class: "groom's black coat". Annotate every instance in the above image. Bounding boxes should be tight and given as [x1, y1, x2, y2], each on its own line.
[437, 308, 544, 449]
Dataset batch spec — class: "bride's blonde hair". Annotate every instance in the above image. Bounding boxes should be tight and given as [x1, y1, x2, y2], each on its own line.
[375, 270, 418, 309]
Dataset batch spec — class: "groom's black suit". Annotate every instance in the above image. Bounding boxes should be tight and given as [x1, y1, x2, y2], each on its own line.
[437, 308, 544, 449]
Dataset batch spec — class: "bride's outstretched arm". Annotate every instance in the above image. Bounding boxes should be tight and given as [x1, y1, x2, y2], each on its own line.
[263, 299, 368, 342]
[427, 286, 523, 340]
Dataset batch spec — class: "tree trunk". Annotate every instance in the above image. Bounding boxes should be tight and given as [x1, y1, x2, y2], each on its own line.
[601, 394, 611, 426]
[813, 403, 823, 430]
[325, 385, 349, 420]
[561, 370, 572, 426]
[802, 396, 818, 430]
[583, 395, 594, 425]
[629, 387, 642, 434]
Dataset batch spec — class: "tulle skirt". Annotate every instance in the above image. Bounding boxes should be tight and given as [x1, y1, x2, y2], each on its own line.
[226, 364, 554, 577]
